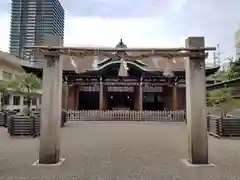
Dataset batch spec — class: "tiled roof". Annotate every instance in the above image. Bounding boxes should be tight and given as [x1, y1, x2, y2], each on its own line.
[0, 51, 218, 75]
[0, 51, 25, 72]
[62, 55, 187, 73]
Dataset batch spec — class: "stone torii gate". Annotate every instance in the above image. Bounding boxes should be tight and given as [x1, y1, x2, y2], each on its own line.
[25, 37, 215, 165]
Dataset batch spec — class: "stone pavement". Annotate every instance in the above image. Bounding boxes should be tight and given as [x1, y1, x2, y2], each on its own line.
[1, 122, 240, 180]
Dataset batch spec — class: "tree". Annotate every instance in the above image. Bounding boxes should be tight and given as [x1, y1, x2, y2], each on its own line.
[211, 70, 228, 81]
[207, 88, 240, 117]
[0, 80, 9, 111]
[227, 57, 240, 80]
[8, 73, 41, 115]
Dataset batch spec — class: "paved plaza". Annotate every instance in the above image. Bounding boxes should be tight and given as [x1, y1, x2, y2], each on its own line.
[1, 121, 240, 180]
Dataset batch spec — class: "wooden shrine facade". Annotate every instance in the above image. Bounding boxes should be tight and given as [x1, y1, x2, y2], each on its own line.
[64, 75, 187, 111]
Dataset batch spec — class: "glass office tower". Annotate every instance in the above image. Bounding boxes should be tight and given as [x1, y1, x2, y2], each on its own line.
[9, 0, 65, 60]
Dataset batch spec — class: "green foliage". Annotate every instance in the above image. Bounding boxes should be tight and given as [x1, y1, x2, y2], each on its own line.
[0, 80, 10, 111]
[8, 73, 41, 93]
[0, 80, 9, 95]
[207, 89, 240, 117]
[8, 73, 41, 115]
[212, 70, 228, 81]
[210, 57, 240, 81]
[227, 57, 240, 80]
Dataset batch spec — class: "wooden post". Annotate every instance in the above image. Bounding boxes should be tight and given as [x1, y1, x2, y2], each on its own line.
[185, 37, 208, 164]
[99, 77, 104, 110]
[139, 77, 143, 110]
[75, 86, 79, 110]
[64, 87, 68, 110]
[172, 86, 178, 110]
[39, 55, 62, 164]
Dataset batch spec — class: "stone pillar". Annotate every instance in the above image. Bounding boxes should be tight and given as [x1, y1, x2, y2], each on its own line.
[39, 55, 62, 164]
[185, 37, 208, 164]
[172, 86, 178, 110]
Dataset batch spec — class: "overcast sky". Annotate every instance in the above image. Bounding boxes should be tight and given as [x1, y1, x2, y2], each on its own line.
[0, 0, 240, 63]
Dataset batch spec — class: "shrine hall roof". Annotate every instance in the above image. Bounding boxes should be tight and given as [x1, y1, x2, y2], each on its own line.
[59, 39, 218, 73]
[0, 42, 220, 78]
[60, 54, 219, 73]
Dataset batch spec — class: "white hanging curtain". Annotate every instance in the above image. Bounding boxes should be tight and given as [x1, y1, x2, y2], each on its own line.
[118, 58, 129, 77]
[163, 58, 174, 77]
[70, 56, 77, 74]
[172, 56, 176, 64]
[152, 53, 160, 68]
[70, 56, 76, 68]
[92, 56, 99, 70]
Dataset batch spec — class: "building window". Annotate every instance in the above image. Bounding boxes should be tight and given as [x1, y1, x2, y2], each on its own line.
[2, 95, 10, 105]
[23, 96, 28, 105]
[32, 97, 37, 106]
[13, 96, 20, 105]
[2, 71, 12, 80]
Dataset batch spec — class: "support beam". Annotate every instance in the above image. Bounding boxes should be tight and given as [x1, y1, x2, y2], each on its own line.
[75, 86, 79, 110]
[99, 77, 107, 110]
[185, 37, 208, 164]
[39, 55, 62, 164]
[99, 77, 104, 110]
[172, 86, 178, 110]
[138, 79, 143, 110]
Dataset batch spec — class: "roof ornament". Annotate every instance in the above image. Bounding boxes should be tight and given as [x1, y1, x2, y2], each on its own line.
[116, 38, 127, 48]
[163, 58, 174, 78]
[92, 49, 99, 70]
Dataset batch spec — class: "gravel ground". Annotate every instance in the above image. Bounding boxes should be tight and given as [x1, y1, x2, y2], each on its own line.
[1, 121, 240, 180]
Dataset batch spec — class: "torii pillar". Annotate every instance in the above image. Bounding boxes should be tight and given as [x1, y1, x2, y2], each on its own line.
[185, 37, 208, 164]
[39, 55, 63, 164]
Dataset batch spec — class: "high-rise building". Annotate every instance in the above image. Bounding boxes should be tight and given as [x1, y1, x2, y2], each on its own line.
[9, 0, 65, 60]
[235, 28, 240, 60]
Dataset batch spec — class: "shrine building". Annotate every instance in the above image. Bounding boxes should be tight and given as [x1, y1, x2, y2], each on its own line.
[21, 39, 219, 111]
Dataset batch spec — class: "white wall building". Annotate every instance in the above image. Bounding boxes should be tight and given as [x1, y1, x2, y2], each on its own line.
[0, 51, 41, 111]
